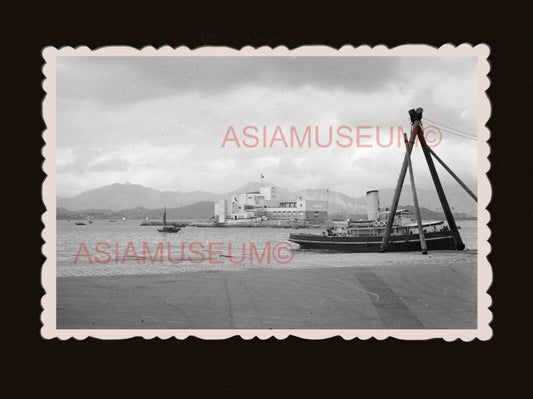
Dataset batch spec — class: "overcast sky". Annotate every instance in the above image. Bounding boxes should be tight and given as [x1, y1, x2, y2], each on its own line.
[56, 56, 478, 198]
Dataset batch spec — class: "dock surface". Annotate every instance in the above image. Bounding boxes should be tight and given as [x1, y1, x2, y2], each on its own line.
[57, 255, 477, 329]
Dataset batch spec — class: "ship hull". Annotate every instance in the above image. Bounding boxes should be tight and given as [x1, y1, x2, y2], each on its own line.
[288, 231, 460, 252]
[157, 227, 181, 233]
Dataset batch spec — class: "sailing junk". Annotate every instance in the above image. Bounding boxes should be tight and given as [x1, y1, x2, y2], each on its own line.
[157, 206, 180, 233]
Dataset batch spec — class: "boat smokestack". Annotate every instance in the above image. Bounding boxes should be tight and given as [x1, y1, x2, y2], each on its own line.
[366, 190, 380, 221]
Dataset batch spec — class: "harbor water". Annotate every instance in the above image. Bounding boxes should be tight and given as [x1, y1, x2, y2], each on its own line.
[56, 219, 478, 276]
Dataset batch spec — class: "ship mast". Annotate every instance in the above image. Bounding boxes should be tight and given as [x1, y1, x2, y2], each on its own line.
[326, 188, 329, 215]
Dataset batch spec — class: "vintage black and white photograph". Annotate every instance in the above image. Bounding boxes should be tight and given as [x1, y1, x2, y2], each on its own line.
[41, 45, 491, 339]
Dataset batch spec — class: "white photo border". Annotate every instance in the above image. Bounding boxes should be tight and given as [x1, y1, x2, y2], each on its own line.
[41, 44, 492, 341]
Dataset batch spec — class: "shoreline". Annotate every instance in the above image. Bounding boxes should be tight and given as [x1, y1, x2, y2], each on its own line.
[57, 249, 477, 277]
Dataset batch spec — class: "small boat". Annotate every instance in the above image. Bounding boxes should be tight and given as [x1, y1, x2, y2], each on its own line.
[75, 222, 86, 226]
[158, 207, 180, 233]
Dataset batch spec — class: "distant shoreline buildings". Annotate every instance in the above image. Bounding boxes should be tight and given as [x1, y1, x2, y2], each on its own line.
[214, 186, 328, 223]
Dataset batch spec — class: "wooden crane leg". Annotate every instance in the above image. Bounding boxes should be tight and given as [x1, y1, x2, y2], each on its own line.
[404, 133, 428, 254]
[380, 123, 418, 252]
[417, 126, 465, 250]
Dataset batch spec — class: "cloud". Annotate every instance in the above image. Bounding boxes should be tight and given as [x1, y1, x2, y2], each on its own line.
[90, 155, 130, 172]
[57, 56, 402, 104]
[56, 56, 479, 198]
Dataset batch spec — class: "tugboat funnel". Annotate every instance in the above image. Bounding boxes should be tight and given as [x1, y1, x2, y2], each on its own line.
[366, 190, 380, 221]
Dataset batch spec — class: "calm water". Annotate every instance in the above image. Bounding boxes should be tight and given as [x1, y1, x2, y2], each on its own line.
[56, 219, 478, 270]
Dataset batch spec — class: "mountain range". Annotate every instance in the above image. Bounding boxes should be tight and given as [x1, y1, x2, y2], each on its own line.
[57, 201, 215, 221]
[57, 182, 477, 217]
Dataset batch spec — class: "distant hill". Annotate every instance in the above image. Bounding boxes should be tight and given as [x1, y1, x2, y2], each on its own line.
[362, 186, 477, 217]
[299, 185, 477, 217]
[57, 183, 220, 211]
[57, 181, 477, 217]
[57, 201, 215, 220]
[398, 205, 446, 220]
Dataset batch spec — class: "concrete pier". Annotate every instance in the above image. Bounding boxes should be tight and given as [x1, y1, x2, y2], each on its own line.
[57, 256, 476, 329]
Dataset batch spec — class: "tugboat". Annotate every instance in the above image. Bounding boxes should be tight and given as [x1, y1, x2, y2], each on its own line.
[157, 206, 180, 233]
[289, 107, 476, 254]
[289, 191, 456, 252]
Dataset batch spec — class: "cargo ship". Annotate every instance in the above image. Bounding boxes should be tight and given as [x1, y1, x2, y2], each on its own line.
[288, 190, 458, 252]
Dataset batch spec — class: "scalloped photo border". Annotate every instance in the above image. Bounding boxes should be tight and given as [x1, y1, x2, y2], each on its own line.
[41, 44, 492, 340]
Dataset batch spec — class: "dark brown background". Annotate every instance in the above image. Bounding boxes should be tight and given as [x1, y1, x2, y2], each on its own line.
[9, 6, 530, 395]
